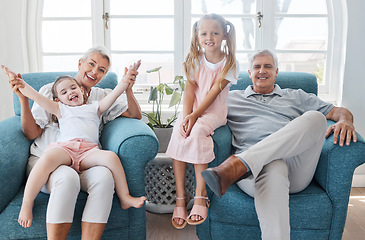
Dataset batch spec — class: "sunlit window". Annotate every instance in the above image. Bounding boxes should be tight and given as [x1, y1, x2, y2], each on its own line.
[41, 0, 92, 71]
[40, 0, 342, 99]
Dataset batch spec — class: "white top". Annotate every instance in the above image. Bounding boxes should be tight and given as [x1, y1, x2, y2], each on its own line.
[30, 83, 128, 158]
[186, 54, 239, 88]
[57, 101, 100, 143]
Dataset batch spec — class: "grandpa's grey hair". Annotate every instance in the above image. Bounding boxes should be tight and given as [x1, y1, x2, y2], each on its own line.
[248, 49, 278, 70]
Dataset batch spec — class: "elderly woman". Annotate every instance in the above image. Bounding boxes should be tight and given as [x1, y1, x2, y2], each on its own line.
[5, 46, 141, 240]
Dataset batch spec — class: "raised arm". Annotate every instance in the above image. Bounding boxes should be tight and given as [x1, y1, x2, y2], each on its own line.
[121, 82, 142, 119]
[325, 106, 357, 146]
[98, 60, 141, 116]
[120, 61, 142, 119]
[18, 77, 60, 118]
[2, 65, 60, 118]
[2, 65, 43, 139]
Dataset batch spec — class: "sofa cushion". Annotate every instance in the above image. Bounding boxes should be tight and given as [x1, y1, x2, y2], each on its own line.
[209, 181, 332, 231]
[231, 72, 318, 95]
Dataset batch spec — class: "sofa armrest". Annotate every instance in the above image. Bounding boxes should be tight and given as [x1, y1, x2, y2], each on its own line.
[100, 117, 159, 196]
[0, 116, 31, 213]
[315, 120, 365, 199]
[209, 125, 233, 168]
[314, 120, 365, 239]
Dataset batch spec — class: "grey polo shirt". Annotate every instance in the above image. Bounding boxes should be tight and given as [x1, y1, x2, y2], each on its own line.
[227, 84, 334, 154]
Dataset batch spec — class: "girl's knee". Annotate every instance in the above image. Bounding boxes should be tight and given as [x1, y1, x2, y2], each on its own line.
[101, 151, 120, 164]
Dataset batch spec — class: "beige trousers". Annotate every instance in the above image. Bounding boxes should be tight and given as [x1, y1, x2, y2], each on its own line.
[236, 111, 327, 240]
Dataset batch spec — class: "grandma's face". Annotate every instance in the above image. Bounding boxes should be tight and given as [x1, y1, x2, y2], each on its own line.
[76, 52, 109, 92]
[248, 55, 278, 94]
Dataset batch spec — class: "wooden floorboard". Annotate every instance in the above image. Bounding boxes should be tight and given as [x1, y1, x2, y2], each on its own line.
[343, 187, 365, 240]
[146, 188, 365, 240]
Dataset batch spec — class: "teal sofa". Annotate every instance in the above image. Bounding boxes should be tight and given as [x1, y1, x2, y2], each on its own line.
[196, 72, 365, 240]
[0, 72, 159, 239]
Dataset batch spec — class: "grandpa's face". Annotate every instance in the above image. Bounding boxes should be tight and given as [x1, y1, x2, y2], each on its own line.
[248, 55, 279, 94]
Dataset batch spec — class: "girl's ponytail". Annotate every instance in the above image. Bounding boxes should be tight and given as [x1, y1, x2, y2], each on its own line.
[183, 21, 200, 85]
[217, 20, 237, 88]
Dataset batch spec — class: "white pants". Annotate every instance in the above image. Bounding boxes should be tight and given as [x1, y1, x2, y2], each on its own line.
[27, 158, 115, 224]
[236, 111, 327, 240]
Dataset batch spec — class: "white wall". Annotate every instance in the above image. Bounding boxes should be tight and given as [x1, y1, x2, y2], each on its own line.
[341, 0, 365, 186]
[1, 0, 365, 184]
[0, 0, 25, 119]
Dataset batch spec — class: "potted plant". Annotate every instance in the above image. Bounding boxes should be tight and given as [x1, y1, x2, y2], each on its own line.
[142, 68, 193, 214]
[142, 67, 185, 152]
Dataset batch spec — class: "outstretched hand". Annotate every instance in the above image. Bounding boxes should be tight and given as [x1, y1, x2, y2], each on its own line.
[325, 120, 357, 146]
[1, 65, 26, 98]
[122, 60, 141, 90]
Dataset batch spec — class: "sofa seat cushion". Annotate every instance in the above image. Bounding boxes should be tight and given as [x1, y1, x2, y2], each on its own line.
[0, 187, 129, 239]
[209, 180, 332, 231]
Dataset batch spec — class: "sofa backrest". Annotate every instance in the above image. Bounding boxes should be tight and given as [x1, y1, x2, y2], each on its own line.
[231, 71, 318, 95]
[13, 72, 118, 116]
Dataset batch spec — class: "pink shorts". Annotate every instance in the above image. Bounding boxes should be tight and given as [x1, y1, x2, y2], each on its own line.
[45, 138, 99, 173]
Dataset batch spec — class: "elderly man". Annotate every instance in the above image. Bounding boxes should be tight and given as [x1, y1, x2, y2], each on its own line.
[201, 49, 356, 240]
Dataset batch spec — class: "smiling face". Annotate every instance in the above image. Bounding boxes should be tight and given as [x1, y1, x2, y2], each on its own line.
[53, 78, 85, 107]
[197, 19, 226, 60]
[75, 52, 110, 92]
[248, 55, 279, 94]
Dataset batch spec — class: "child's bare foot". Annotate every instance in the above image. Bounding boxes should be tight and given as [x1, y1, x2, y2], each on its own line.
[121, 195, 146, 209]
[18, 201, 34, 228]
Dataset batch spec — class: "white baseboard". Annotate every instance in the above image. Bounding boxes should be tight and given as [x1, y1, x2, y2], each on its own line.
[352, 173, 365, 187]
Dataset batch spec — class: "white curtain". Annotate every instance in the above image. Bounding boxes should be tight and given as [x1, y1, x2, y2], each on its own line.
[21, 0, 43, 73]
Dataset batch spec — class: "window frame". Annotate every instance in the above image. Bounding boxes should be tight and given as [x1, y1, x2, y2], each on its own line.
[35, 0, 346, 103]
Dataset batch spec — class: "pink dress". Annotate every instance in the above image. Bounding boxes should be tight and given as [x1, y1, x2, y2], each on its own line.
[166, 56, 236, 164]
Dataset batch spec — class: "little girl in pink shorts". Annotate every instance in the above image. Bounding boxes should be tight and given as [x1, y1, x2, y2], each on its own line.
[3, 62, 146, 229]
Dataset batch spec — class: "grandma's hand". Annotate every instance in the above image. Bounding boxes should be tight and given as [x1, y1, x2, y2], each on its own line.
[1, 65, 26, 99]
[122, 60, 141, 83]
[122, 60, 141, 91]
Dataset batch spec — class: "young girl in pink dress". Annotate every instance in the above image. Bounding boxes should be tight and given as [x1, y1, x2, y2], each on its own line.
[166, 13, 239, 229]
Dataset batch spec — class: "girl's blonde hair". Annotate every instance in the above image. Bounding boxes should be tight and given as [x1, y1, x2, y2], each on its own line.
[183, 13, 237, 87]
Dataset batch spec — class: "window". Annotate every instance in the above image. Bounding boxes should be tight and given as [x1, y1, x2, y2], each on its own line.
[38, 0, 345, 101]
[104, 0, 177, 87]
[40, 0, 93, 71]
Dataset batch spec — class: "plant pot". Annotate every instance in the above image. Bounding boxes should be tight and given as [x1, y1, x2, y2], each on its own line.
[153, 126, 173, 153]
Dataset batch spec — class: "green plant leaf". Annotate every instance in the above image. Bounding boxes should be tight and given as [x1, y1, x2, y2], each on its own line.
[144, 67, 184, 129]
[166, 116, 178, 127]
[148, 86, 158, 102]
[165, 85, 174, 95]
[169, 92, 182, 108]
[142, 112, 161, 127]
[146, 122, 154, 130]
[180, 82, 185, 91]
[157, 83, 165, 92]
[146, 66, 162, 73]
[174, 75, 185, 91]
[174, 75, 183, 83]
